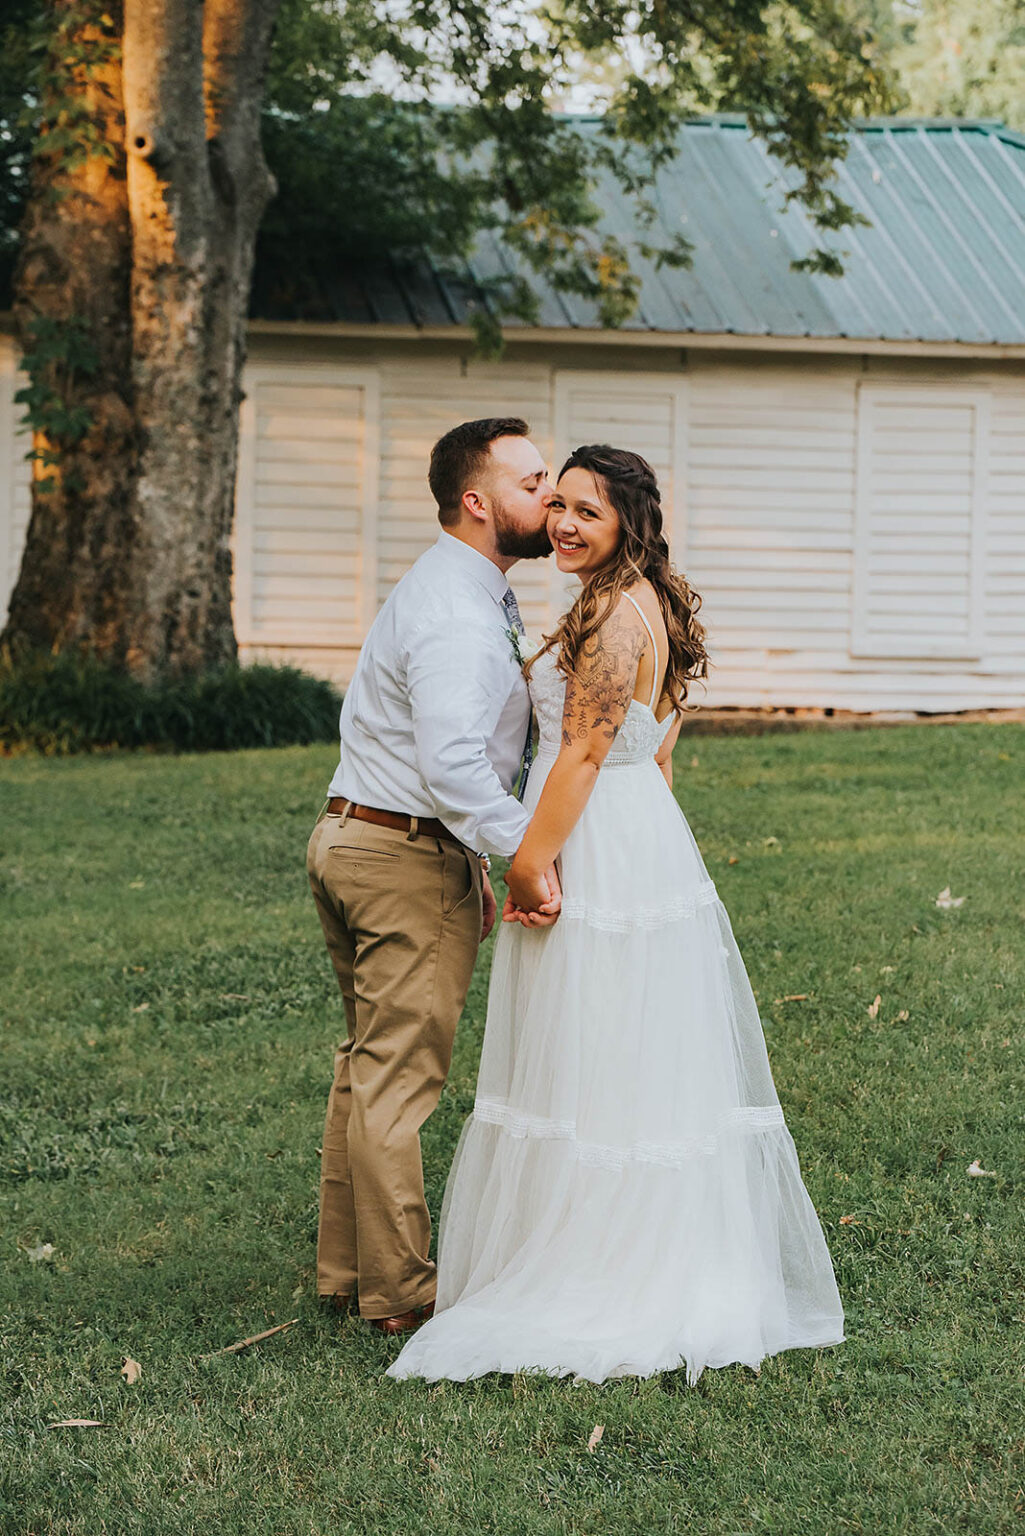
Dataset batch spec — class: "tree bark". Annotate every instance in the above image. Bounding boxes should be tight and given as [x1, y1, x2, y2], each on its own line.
[5, 2, 135, 660]
[3, 0, 280, 679]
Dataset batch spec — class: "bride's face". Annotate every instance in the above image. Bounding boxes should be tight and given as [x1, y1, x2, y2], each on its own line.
[545, 468, 621, 580]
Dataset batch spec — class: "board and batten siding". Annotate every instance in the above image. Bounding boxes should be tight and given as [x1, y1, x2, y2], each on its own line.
[852, 386, 988, 661]
[223, 349, 1025, 709]
[232, 363, 380, 661]
[235, 357, 692, 672]
[0, 338, 30, 624]
[2, 332, 1024, 712]
[685, 358, 862, 706]
[550, 370, 688, 621]
[683, 355, 1025, 710]
[375, 355, 554, 638]
[988, 386, 1025, 673]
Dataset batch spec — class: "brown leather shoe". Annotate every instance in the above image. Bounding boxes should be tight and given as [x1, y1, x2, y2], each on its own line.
[367, 1300, 435, 1335]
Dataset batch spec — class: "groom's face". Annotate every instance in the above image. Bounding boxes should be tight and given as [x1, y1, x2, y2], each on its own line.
[485, 436, 554, 561]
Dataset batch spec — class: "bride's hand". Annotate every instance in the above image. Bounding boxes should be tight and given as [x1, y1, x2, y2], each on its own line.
[503, 862, 562, 927]
[539, 863, 562, 915]
[506, 856, 551, 915]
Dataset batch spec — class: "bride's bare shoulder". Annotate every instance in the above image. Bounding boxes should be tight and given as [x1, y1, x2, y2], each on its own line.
[621, 580, 665, 631]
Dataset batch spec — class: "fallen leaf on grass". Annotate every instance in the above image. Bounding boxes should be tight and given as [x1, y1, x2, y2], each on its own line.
[25, 1242, 54, 1263]
[48, 1419, 104, 1429]
[896, 1009, 909, 1022]
[690, 756, 699, 768]
[838, 1216, 862, 1226]
[935, 887, 965, 910]
[131, 1003, 149, 1013]
[200, 1318, 299, 1359]
[773, 994, 809, 1004]
[120, 1357, 141, 1385]
[220, 994, 251, 1002]
[867, 995, 881, 1019]
[128, 881, 145, 890]
[727, 856, 739, 866]
[967, 1159, 997, 1178]
[587, 1425, 605, 1453]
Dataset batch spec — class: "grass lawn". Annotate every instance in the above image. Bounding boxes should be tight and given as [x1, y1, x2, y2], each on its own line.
[1, 725, 1023, 1535]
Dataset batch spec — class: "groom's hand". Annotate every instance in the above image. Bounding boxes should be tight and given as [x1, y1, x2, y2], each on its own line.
[481, 873, 497, 941]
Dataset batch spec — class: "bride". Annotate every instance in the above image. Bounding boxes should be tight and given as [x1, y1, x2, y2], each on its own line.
[388, 444, 845, 1385]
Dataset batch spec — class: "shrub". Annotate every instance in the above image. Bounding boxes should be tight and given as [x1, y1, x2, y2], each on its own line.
[0, 650, 343, 754]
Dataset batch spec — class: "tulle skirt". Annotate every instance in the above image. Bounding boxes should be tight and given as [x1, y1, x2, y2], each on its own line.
[388, 752, 844, 1384]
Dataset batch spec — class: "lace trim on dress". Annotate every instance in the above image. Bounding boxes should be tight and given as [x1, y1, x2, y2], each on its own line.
[559, 880, 720, 932]
[472, 1097, 786, 1171]
[534, 741, 664, 768]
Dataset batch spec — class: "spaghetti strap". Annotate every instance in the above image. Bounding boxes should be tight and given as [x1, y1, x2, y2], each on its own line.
[622, 590, 661, 710]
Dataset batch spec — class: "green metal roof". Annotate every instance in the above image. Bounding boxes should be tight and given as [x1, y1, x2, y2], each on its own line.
[265, 116, 1025, 346]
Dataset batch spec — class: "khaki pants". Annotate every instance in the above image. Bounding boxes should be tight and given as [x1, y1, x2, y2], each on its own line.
[306, 807, 483, 1318]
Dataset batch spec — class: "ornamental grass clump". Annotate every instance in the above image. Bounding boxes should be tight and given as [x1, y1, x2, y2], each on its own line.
[0, 649, 341, 754]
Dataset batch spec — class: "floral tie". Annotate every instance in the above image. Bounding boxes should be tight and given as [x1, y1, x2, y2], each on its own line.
[501, 587, 534, 799]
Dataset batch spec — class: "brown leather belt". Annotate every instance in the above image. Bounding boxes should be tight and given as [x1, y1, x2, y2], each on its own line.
[326, 797, 462, 845]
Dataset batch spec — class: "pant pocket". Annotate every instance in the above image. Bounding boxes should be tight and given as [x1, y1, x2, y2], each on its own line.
[441, 844, 476, 916]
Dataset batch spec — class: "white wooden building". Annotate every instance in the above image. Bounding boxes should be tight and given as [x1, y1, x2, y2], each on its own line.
[3, 116, 1024, 712]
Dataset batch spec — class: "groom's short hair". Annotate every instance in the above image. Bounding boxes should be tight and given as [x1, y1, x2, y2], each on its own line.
[429, 417, 530, 526]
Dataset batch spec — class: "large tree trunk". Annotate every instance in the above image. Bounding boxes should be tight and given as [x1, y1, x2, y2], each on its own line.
[5, 3, 135, 661]
[3, 0, 279, 679]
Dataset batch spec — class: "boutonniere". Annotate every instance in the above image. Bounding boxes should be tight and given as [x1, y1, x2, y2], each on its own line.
[506, 628, 542, 668]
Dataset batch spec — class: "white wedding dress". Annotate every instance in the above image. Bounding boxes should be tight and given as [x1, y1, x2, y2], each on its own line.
[389, 596, 845, 1385]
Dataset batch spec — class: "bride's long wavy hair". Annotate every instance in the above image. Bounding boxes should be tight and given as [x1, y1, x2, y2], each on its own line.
[529, 444, 709, 712]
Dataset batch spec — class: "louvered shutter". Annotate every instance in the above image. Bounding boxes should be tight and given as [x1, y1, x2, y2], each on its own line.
[852, 387, 989, 659]
[233, 364, 380, 648]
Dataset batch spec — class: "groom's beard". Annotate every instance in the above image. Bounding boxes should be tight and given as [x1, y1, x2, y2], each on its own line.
[493, 502, 553, 561]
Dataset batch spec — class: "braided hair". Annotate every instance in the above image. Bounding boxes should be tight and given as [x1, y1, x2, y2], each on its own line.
[529, 444, 709, 712]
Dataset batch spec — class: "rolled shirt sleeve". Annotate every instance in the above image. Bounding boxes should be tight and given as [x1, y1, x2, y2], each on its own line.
[407, 622, 530, 858]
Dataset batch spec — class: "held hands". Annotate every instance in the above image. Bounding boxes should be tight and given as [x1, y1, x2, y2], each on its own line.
[502, 859, 562, 928]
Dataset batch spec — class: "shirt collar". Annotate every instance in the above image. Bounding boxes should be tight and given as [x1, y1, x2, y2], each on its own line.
[435, 531, 511, 606]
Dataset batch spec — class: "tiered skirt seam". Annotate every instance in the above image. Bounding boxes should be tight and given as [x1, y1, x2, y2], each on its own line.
[558, 879, 720, 932]
[472, 1097, 787, 1171]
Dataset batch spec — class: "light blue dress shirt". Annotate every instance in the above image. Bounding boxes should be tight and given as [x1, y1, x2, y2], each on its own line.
[328, 532, 532, 857]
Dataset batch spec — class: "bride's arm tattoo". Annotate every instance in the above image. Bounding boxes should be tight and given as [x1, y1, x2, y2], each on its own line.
[561, 605, 648, 752]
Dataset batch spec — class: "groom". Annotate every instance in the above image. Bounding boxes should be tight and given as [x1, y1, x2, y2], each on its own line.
[306, 417, 560, 1335]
